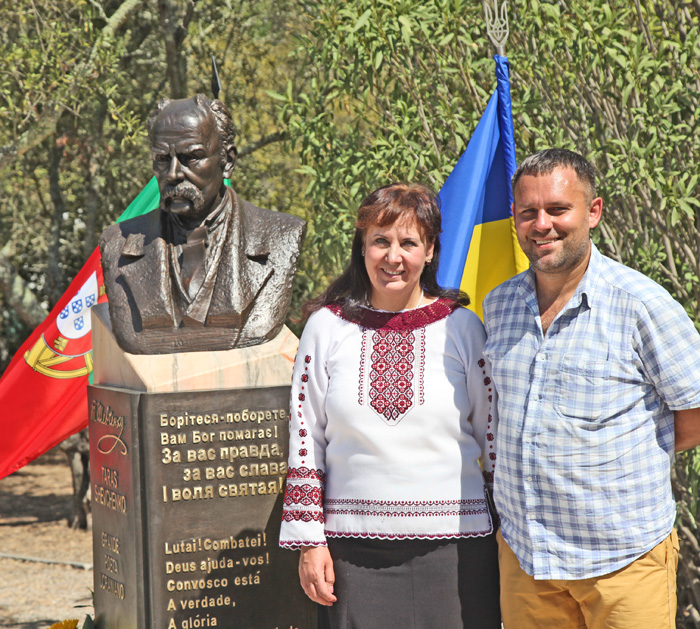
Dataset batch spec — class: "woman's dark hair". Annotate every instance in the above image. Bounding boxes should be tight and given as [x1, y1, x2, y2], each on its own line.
[303, 182, 469, 320]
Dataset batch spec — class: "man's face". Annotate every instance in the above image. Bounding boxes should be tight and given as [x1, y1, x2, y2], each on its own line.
[513, 166, 602, 277]
[150, 99, 234, 227]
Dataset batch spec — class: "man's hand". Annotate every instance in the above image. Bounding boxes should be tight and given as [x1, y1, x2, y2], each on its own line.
[299, 545, 337, 606]
[675, 407, 700, 452]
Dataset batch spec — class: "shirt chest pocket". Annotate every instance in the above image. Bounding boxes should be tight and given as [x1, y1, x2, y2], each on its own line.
[554, 360, 613, 421]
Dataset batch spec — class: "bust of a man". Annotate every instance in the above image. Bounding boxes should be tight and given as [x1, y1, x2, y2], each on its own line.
[99, 94, 306, 354]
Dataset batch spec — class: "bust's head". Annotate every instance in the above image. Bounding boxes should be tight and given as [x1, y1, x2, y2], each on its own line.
[148, 95, 238, 229]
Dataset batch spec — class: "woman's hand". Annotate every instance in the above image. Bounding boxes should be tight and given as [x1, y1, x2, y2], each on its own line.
[299, 545, 337, 606]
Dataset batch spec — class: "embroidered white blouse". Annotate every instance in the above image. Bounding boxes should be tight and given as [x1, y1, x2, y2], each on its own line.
[279, 299, 497, 549]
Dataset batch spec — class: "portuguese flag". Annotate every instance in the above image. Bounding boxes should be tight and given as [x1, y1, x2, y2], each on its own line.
[0, 178, 160, 479]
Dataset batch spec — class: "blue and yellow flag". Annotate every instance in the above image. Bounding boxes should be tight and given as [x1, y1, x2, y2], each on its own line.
[437, 55, 528, 319]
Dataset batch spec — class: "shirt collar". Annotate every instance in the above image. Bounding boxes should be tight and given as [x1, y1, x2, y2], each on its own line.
[574, 241, 601, 309]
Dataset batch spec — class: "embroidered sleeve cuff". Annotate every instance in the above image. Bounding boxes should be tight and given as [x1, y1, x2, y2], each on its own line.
[279, 466, 326, 550]
[279, 538, 328, 550]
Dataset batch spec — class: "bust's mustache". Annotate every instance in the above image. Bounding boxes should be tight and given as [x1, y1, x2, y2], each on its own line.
[160, 182, 204, 212]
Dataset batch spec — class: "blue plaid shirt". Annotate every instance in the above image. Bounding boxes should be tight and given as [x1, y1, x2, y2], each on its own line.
[483, 244, 700, 579]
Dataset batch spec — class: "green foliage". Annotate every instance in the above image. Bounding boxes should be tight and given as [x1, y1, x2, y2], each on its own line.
[277, 0, 498, 290]
[507, 0, 700, 321]
[677, 449, 700, 530]
[278, 0, 700, 318]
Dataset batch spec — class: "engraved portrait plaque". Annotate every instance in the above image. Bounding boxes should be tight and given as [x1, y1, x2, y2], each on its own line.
[89, 385, 315, 629]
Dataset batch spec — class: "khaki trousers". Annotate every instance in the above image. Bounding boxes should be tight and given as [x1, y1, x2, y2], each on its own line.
[498, 529, 679, 629]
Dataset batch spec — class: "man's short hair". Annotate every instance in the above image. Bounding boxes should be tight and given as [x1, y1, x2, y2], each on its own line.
[147, 94, 238, 165]
[512, 148, 597, 201]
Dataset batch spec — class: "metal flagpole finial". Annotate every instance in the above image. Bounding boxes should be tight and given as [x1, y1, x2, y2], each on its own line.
[483, 0, 509, 56]
[211, 56, 222, 100]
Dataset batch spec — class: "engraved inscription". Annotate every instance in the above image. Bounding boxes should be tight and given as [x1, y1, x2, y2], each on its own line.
[102, 465, 119, 489]
[91, 400, 128, 455]
[100, 572, 126, 600]
[101, 532, 121, 554]
[158, 406, 288, 508]
[93, 483, 127, 513]
[164, 533, 267, 555]
[104, 553, 119, 575]
[156, 404, 291, 624]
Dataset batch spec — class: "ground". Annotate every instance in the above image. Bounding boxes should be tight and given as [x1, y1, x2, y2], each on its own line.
[0, 449, 94, 629]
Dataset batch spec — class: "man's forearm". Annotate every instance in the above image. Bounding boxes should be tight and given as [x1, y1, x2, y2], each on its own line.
[674, 407, 700, 452]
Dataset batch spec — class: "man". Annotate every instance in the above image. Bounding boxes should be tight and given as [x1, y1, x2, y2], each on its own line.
[100, 94, 306, 354]
[483, 148, 700, 628]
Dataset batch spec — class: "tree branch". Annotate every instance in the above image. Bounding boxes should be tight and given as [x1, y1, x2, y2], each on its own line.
[0, 0, 142, 170]
[237, 131, 287, 158]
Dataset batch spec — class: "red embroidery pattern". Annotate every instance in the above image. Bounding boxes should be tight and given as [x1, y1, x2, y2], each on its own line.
[328, 301, 448, 424]
[325, 497, 487, 518]
[296, 356, 313, 461]
[282, 511, 325, 523]
[480, 356, 496, 478]
[326, 298, 458, 331]
[283, 467, 325, 524]
[324, 529, 492, 541]
[286, 467, 326, 483]
[419, 329, 426, 404]
[358, 331, 368, 405]
[284, 483, 323, 507]
[369, 329, 416, 422]
[279, 539, 327, 548]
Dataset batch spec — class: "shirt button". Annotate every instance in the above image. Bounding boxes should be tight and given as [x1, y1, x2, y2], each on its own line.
[536, 354, 546, 361]
[532, 394, 539, 401]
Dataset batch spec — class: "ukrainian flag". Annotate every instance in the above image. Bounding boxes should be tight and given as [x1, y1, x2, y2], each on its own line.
[437, 55, 528, 320]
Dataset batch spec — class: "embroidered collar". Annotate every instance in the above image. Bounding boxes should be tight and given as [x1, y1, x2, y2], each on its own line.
[326, 297, 458, 331]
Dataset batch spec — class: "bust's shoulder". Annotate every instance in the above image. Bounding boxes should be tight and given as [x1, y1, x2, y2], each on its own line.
[99, 209, 161, 247]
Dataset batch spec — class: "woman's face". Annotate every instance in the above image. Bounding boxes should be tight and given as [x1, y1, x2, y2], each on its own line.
[363, 217, 434, 311]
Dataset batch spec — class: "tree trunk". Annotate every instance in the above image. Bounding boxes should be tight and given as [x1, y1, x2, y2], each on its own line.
[83, 100, 108, 258]
[46, 135, 66, 309]
[158, 0, 194, 99]
[0, 247, 48, 328]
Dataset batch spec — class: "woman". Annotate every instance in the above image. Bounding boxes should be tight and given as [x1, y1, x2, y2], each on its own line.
[279, 182, 500, 627]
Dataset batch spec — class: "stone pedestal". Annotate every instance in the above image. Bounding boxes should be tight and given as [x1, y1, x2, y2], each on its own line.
[89, 304, 315, 628]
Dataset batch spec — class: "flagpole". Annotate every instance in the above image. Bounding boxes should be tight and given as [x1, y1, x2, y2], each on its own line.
[484, 0, 529, 277]
[483, 0, 509, 56]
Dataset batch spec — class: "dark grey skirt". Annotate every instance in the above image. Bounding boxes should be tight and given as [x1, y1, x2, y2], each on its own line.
[318, 533, 500, 629]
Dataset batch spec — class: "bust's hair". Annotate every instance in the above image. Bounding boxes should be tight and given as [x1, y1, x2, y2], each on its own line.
[512, 148, 597, 201]
[147, 94, 238, 165]
[302, 182, 469, 320]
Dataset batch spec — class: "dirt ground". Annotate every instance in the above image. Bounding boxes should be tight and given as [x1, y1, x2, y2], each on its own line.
[0, 448, 94, 629]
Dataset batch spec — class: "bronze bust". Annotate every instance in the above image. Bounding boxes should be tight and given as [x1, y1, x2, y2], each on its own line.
[99, 95, 306, 354]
